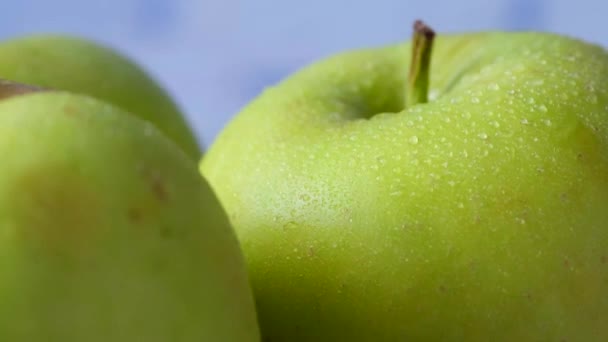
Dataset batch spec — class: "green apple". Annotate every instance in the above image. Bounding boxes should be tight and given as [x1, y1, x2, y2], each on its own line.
[0, 35, 200, 158]
[201, 21, 608, 341]
[0, 84, 259, 341]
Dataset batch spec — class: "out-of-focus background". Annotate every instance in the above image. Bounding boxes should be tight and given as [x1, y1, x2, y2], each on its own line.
[1, 0, 606, 146]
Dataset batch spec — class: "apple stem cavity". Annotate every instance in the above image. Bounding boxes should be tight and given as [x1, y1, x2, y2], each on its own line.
[405, 20, 435, 108]
[0, 79, 45, 101]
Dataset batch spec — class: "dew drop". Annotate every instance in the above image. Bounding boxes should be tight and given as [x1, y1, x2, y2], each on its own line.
[409, 136, 419, 144]
[543, 119, 552, 126]
[478, 132, 488, 140]
[587, 94, 598, 104]
[144, 124, 155, 137]
[527, 97, 536, 104]
[488, 83, 500, 91]
[529, 79, 544, 86]
[490, 121, 500, 128]
[538, 104, 548, 112]
[471, 97, 480, 104]
[521, 118, 529, 125]
[429, 89, 440, 100]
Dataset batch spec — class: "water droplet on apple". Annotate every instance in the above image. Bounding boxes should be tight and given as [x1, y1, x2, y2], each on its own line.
[409, 136, 419, 144]
[457, 202, 464, 208]
[471, 97, 480, 104]
[478, 132, 488, 140]
[490, 121, 500, 128]
[521, 118, 529, 125]
[448, 180, 456, 187]
[429, 89, 440, 100]
[529, 79, 544, 86]
[527, 97, 535, 104]
[143, 123, 155, 137]
[538, 104, 548, 112]
[587, 94, 598, 104]
[488, 83, 500, 91]
[543, 119, 552, 126]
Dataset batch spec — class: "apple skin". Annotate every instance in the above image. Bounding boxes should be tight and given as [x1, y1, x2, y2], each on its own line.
[0, 35, 201, 158]
[201, 31, 608, 341]
[0, 92, 259, 341]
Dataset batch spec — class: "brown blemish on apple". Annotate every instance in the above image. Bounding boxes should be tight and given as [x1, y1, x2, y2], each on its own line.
[308, 246, 316, 258]
[140, 168, 169, 202]
[9, 163, 100, 254]
[127, 207, 143, 223]
[151, 179, 168, 201]
[563, 257, 571, 269]
[63, 104, 79, 116]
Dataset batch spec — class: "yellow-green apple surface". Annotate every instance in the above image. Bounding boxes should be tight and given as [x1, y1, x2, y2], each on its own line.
[0, 83, 259, 341]
[0, 35, 200, 158]
[201, 21, 608, 341]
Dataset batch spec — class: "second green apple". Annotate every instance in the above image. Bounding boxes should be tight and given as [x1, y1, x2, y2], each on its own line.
[0, 35, 200, 158]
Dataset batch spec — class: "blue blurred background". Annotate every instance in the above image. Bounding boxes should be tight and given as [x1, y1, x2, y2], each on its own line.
[1, 0, 606, 146]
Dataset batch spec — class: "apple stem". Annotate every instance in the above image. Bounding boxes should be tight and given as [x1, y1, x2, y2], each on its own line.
[405, 20, 435, 108]
[0, 79, 45, 100]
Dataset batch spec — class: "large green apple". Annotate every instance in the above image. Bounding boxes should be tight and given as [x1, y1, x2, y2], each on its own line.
[0, 35, 200, 158]
[0, 85, 259, 341]
[201, 22, 608, 341]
